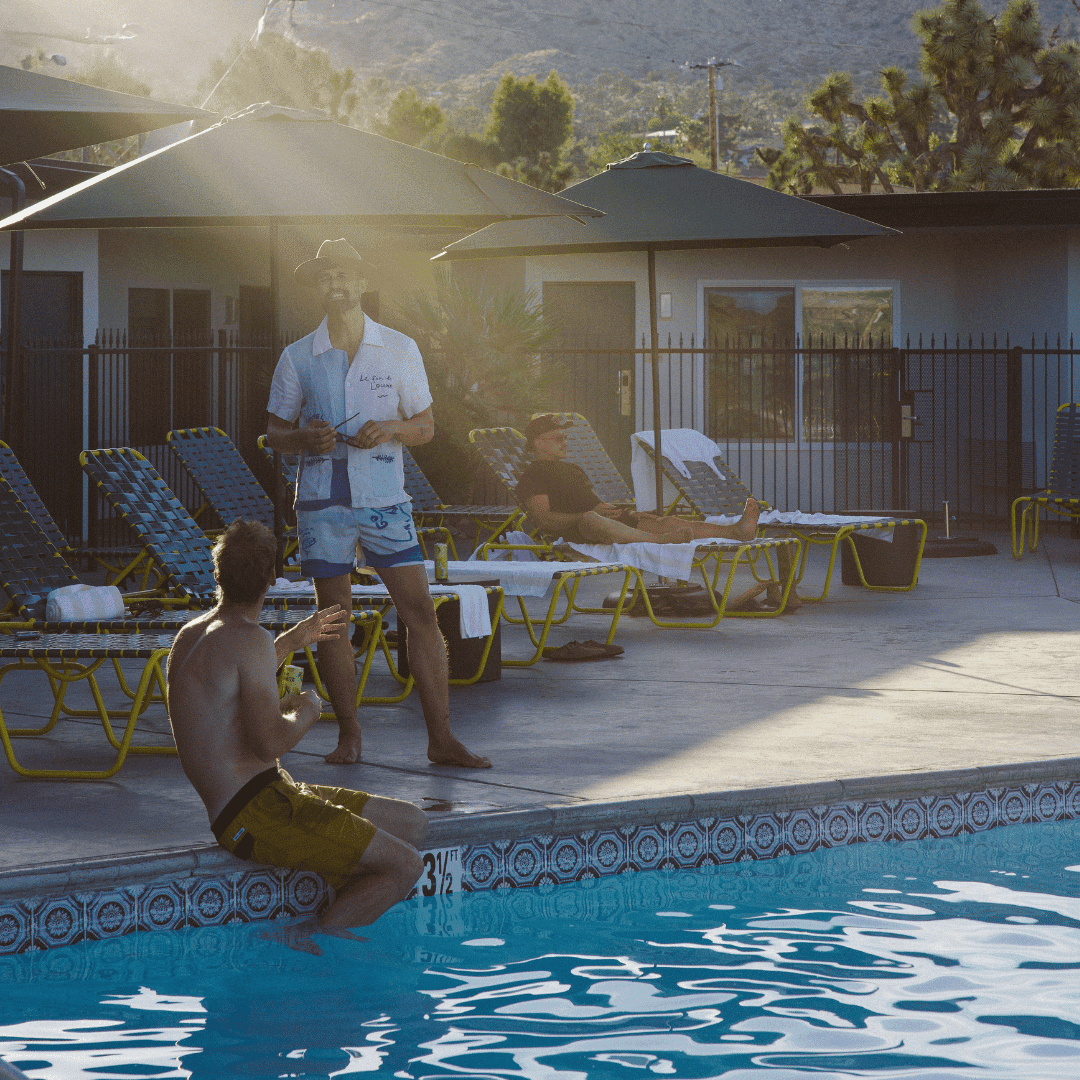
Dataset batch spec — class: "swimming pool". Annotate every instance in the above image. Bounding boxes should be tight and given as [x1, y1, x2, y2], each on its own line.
[3, 817, 1080, 1078]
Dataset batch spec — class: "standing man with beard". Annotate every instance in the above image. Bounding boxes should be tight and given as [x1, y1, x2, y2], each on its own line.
[266, 239, 490, 769]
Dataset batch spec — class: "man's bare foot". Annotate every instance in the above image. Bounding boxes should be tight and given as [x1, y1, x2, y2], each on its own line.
[325, 726, 362, 764]
[261, 918, 367, 955]
[428, 734, 492, 768]
[732, 498, 761, 541]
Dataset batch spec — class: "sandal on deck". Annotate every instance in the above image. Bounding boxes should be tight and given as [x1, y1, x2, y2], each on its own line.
[542, 640, 615, 662]
[581, 639, 625, 656]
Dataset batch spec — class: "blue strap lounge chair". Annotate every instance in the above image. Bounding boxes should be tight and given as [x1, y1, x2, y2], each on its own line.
[636, 436, 926, 601]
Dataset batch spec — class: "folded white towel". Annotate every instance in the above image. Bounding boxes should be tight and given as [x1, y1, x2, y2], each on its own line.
[705, 510, 895, 543]
[468, 530, 541, 561]
[631, 429, 723, 512]
[46, 584, 126, 623]
[568, 540, 701, 581]
[429, 584, 491, 638]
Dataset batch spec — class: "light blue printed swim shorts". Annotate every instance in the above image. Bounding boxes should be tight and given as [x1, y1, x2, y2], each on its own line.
[297, 502, 424, 578]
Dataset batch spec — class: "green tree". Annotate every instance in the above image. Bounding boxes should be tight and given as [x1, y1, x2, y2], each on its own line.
[390, 271, 560, 501]
[195, 32, 359, 122]
[760, 0, 1080, 193]
[585, 130, 647, 173]
[486, 70, 574, 164]
[370, 87, 445, 145]
[496, 151, 575, 192]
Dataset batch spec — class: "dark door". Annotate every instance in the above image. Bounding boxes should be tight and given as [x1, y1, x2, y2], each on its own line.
[542, 282, 636, 480]
[172, 288, 212, 431]
[0, 269, 82, 539]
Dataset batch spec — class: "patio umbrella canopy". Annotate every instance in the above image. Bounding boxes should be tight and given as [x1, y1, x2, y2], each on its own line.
[0, 103, 603, 230]
[436, 151, 896, 509]
[0, 102, 602, 572]
[0, 65, 213, 166]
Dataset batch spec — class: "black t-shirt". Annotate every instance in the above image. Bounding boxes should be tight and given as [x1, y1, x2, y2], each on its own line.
[515, 459, 601, 514]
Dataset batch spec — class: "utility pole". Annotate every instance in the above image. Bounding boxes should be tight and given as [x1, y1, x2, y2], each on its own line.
[685, 57, 741, 171]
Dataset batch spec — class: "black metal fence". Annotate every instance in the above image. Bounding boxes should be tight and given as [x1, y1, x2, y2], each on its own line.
[3, 330, 279, 546]
[541, 334, 1061, 522]
[1, 329, 1077, 544]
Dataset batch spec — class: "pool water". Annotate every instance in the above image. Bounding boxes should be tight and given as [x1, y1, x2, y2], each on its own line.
[3, 818, 1080, 1079]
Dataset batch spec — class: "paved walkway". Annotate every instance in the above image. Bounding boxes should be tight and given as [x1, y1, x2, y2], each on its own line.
[4, 528, 1079, 873]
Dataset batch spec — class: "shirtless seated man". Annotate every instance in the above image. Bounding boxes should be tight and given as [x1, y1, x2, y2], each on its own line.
[166, 519, 427, 951]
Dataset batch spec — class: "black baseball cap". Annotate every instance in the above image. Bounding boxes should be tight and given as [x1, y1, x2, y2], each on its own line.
[523, 414, 573, 444]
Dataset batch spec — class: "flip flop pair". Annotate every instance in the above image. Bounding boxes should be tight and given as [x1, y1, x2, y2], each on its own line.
[542, 639, 624, 661]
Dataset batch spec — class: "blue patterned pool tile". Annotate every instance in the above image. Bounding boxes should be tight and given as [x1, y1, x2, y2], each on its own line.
[1031, 784, 1066, 823]
[857, 801, 892, 844]
[1064, 782, 1080, 819]
[187, 879, 232, 927]
[998, 787, 1031, 827]
[627, 825, 666, 871]
[669, 821, 710, 867]
[927, 795, 965, 838]
[548, 836, 587, 882]
[743, 814, 784, 859]
[33, 896, 84, 950]
[461, 844, 500, 891]
[84, 890, 138, 940]
[0, 901, 34, 955]
[283, 870, 328, 917]
[710, 817, 744, 863]
[505, 838, 547, 886]
[892, 799, 929, 842]
[138, 881, 187, 932]
[963, 790, 997, 832]
[820, 805, 859, 848]
[786, 808, 822, 853]
[237, 870, 284, 921]
[587, 830, 629, 876]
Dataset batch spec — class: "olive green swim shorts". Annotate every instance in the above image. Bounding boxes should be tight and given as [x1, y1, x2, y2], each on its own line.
[211, 766, 376, 891]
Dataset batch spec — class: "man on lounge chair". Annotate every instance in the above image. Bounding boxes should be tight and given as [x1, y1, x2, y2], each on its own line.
[265, 238, 489, 768]
[167, 519, 428, 952]
[517, 414, 761, 544]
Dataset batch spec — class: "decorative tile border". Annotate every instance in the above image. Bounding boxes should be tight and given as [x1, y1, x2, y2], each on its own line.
[3, 779, 1080, 955]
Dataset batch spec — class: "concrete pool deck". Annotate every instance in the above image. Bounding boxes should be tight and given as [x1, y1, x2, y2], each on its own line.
[3, 527, 1080, 897]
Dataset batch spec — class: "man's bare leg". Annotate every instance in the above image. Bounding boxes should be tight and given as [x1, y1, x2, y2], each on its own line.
[271, 828, 424, 954]
[638, 498, 761, 543]
[313, 574, 362, 764]
[378, 563, 491, 768]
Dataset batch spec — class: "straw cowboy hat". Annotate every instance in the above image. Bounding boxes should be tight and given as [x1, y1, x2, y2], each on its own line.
[294, 238, 377, 285]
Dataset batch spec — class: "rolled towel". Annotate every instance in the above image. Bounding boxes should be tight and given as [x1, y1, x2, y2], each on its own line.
[46, 584, 126, 623]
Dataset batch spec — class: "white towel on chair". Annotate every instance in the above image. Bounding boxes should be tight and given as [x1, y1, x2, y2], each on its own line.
[632, 429, 724, 512]
[429, 584, 491, 638]
[567, 540, 701, 581]
[46, 584, 126, 622]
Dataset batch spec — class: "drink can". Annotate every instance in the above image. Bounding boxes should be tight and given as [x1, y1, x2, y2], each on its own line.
[279, 663, 304, 698]
[434, 542, 449, 582]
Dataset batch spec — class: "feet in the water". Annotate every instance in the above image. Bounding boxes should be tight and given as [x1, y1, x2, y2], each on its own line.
[732, 497, 761, 541]
[325, 724, 362, 764]
[428, 734, 492, 769]
[261, 918, 367, 955]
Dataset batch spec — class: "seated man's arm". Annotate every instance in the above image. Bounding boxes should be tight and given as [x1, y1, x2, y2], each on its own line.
[523, 493, 589, 534]
[239, 632, 322, 759]
[273, 605, 348, 668]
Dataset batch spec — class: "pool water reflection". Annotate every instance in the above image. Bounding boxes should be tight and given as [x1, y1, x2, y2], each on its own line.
[3, 818, 1080, 1078]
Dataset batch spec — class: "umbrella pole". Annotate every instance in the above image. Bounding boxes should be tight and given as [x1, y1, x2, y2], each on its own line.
[0, 168, 25, 444]
[269, 222, 284, 580]
[647, 248, 663, 515]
